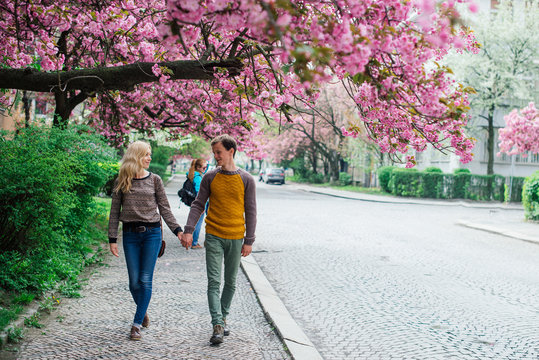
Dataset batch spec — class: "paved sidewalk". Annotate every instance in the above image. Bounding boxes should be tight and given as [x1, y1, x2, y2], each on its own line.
[288, 182, 539, 244]
[1, 175, 289, 360]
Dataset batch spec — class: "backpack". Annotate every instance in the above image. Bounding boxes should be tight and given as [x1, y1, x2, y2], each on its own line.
[178, 178, 196, 206]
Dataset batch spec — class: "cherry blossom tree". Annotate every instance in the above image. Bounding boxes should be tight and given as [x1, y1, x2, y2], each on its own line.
[498, 102, 539, 156]
[1, 0, 478, 162]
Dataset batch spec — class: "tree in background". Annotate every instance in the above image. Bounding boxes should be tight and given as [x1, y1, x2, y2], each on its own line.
[444, 0, 539, 174]
[1, 0, 477, 163]
[498, 102, 539, 156]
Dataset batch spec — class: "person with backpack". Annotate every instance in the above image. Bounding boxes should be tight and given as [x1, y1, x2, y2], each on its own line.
[186, 158, 207, 249]
[180, 135, 256, 345]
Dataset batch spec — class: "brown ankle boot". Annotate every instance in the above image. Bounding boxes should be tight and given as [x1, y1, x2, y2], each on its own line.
[142, 313, 150, 328]
[130, 326, 141, 341]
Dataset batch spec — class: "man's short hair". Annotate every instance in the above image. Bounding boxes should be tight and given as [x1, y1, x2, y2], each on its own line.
[211, 134, 237, 157]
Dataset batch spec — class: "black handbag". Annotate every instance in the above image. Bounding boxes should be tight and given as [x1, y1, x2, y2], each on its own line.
[158, 218, 165, 258]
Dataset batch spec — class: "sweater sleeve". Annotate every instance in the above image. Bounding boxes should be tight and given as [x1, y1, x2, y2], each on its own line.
[184, 169, 215, 234]
[241, 170, 257, 245]
[108, 181, 122, 243]
[154, 175, 182, 235]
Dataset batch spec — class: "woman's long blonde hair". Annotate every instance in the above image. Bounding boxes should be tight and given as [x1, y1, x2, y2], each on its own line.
[188, 158, 206, 181]
[114, 141, 151, 194]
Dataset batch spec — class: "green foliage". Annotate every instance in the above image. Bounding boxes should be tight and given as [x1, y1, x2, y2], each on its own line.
[377, 166, 396, 193]
[308, 173, 326, 184]
[388, 168, 422, 197]
[11, 292, 35, 305]
[148, 162, 167, 178]
[522, 171, 539, 220]
[424, 166, 443, 173]
[0, 305, 22, 331]
[453, 168, 471, 174]
[0, 126, 116, 295]
[24, 312, 43, 328]
[339, 172, 352, 186]
[504, 177, 526, 203]
[386, 168, 509, 201]
[7, 326, 24, 343]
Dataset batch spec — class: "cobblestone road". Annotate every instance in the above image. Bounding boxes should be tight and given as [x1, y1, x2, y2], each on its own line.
[1, 177, 289, 360]
[254, 181, 539, 359]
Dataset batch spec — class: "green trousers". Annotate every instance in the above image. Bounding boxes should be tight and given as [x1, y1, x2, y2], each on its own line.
[205, 233, 243, 326]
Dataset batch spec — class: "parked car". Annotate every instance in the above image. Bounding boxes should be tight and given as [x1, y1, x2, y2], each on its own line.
[262, 168, 285, 184]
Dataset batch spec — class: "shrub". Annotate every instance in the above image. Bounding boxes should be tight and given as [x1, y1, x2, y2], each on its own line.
[377, 166, 395, 193]
[424, 166, 443, 173]
[453, 168, 471, 174]
[149, 163, 167, 178]
[308, 173, 326, 184]
[388, 168, 421, 197]
[0, 125, 117, 294]
[339, 172, 352, 186]
[522, 171, 539, 220]
[505, 176, 526, 203]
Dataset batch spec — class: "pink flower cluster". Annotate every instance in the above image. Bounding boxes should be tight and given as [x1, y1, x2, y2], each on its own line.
[1, 0, 477, 161]
[498, 102, 539, 156]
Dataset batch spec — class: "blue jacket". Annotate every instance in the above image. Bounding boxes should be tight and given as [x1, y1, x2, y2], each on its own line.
[186, 171, 203, 193]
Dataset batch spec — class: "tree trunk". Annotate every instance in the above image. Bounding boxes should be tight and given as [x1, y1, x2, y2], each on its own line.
[486, 106, 495, 175]
[22, 91, 30, 127]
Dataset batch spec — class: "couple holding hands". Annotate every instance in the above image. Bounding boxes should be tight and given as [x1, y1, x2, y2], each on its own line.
[108, 135, 256, 345]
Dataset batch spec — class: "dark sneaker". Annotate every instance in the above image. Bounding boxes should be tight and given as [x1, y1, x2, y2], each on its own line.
[210, 324, 224, 344]
[130, 326, 142, 341]
[142, 313, 150, 328]
[223, 319, 230, 336]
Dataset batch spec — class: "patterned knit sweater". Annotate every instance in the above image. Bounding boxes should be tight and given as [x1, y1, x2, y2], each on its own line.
[108, 172, 181, 243]
[184, 167, 257, 245]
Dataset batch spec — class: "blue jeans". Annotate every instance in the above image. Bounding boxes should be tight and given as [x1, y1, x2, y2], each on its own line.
[192, 212, 205, 246]
[122, 226, 162, 326]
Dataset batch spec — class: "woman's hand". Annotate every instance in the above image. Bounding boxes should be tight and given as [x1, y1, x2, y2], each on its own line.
[110, 243, 120, 257]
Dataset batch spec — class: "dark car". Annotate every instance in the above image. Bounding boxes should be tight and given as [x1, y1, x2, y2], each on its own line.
[262, 168, 285, 185]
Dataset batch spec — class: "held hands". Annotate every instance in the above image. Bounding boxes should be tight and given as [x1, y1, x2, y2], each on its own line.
[179, 233, 192, 250]
[241, 244, 252, 257]
[109, 243, 120, 257]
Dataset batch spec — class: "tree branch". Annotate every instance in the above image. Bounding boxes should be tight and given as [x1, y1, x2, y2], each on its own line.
[0, 58, 244, 93]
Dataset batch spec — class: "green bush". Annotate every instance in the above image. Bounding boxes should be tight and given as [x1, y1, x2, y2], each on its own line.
[339, 172, 352, 186]
[0, 125, 117, 294]
[308, 173, 326, 184]
[453, 168, 471, 174]
[388, 168, 421, 197]
[377, 166, 396, 193]
[149, 163, 167, 178]
[424, 166, 443, 173]
[522, 171, 539, 220]
[505, 176, 526, 203]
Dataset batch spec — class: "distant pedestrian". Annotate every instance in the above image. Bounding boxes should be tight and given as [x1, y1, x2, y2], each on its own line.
[180, 135, 257, 345]
[108, 141, 183, 341]
[186, 158, 208, 249]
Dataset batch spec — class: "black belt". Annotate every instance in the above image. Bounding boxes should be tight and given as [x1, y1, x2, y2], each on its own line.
[123, 222, 161, 233]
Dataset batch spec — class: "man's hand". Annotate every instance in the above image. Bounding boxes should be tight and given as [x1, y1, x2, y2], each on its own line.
[241, 244, 252, 257]
[110, 243, 119, 257]
[182, 233, 193, 250]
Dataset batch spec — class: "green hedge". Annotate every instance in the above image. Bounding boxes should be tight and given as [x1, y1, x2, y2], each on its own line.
[377, 166, 396, 193]
[381, 167, 519, 202]
[0, 126, 117, 293]
[523, 171, 539, 220]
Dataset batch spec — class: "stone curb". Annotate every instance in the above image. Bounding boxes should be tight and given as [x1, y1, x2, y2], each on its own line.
[0, 287, 61, 349]
[241, 255, 323, 360]
[289, 183, 523, 211]
[456, 220, 539, 245]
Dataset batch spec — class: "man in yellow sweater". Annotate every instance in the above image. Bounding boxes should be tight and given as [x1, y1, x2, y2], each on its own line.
[181, 134, 257, 345]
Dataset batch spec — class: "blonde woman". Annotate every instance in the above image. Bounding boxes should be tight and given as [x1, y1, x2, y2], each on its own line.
[186, 158, 208, 249]
[108, 141, 182, 341]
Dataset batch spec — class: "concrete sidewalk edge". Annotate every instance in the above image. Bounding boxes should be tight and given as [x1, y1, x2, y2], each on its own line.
[241, 256, 323, 360]
[456, 220, 539, 245]
[290, 183, 523, 211]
